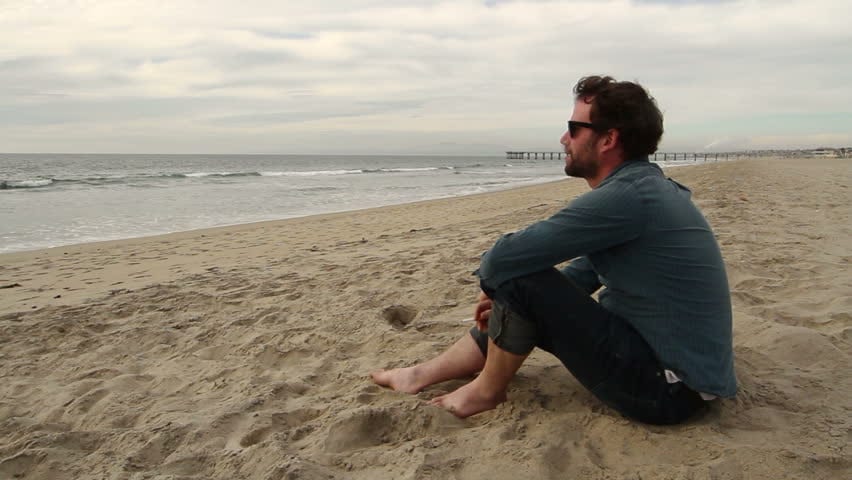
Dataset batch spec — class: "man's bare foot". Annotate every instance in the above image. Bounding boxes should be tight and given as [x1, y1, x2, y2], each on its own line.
[370, 366, 426, 394]
[429, 379, 507, 418]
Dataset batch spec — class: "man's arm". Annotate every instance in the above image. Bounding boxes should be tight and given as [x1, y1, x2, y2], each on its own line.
[477, 183, 644, 289]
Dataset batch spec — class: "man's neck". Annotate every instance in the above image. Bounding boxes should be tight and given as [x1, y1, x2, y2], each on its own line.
[586, 158, 626, 188]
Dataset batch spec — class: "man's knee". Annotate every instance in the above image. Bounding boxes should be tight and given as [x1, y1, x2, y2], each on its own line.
[484, 269, 592, 317]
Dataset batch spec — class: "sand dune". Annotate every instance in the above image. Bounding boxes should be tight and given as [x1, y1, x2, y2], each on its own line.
[1, 157, 849, 479]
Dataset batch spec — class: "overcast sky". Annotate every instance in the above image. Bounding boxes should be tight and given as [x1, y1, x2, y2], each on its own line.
[2, 0, 850, 154]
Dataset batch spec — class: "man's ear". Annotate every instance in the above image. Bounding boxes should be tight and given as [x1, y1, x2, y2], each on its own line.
[599, 128, 619, 154]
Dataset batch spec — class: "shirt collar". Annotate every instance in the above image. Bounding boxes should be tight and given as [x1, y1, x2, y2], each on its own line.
[596, 156, 658, 188]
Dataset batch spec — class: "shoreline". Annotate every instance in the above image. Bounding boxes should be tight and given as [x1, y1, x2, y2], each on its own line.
[0, 175, 582, 316]
[0, 176, 569, 257]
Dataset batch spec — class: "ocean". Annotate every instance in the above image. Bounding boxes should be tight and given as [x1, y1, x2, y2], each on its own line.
[1, 153, 576, 254]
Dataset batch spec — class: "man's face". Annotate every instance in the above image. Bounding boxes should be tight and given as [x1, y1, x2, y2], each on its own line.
[560, 100, 600, 179]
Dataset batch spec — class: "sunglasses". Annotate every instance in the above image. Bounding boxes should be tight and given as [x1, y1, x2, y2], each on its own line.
[567, 120, 605, 138]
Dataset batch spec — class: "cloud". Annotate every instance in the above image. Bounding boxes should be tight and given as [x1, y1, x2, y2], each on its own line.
[0, 0, 850, 153]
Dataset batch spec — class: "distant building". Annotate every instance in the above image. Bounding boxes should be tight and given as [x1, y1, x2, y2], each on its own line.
[811, 148, 839, 158]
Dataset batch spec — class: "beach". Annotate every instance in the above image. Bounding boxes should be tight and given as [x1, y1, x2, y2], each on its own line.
[0, 157, 849, 479]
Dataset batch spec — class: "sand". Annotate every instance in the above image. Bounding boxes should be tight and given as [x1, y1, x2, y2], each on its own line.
[0, 157, 849, 479]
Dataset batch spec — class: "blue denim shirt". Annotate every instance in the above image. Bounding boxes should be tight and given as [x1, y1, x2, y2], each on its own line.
[477, 159, 737, 397]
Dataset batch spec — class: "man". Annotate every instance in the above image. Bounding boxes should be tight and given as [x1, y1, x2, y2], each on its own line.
[372, 75, 737, 424]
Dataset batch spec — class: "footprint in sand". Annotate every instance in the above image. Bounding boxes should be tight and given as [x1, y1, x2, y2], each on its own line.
[323, 407, 463, 453]
[382, 305, 418, 329]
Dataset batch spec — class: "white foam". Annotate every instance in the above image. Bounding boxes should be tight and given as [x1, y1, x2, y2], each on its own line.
[9, 179, 54, 188]
[261, 170, 362, 177]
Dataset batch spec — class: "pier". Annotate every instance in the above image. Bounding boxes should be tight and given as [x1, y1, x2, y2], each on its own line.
[506, 151, 565, 160]
[506, 151, 747, 161]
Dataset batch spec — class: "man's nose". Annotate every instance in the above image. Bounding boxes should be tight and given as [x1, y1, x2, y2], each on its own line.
[560, 129, 571, 146]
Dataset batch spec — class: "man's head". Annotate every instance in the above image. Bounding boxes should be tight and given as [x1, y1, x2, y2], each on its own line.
[560, 75, 664, 186]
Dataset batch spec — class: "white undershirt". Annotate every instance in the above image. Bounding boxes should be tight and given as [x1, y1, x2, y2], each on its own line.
[664, 370, 717, 401]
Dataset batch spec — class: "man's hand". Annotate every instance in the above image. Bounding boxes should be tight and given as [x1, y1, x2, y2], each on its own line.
[473, 291, 492, 332]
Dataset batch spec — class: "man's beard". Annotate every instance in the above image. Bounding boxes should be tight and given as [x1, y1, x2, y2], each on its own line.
[563, 142, 599, 179]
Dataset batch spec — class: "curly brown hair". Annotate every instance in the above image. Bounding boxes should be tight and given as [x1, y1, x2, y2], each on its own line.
[573, 75, 664, 160]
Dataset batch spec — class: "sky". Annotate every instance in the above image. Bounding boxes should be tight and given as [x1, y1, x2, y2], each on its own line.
[1, 0, 850, 155]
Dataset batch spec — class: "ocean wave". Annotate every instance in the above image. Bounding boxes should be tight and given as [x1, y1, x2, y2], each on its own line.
[262, 166, 455, 176]
[1, 164, 476, 191]
[260, 169, 363, 177]
[183, 172, 262, 178]
[295, 185, 342, 192]
[1, 171, 267, 190]
[365, 167, 455, 173]
[0, 179, 55, 189]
